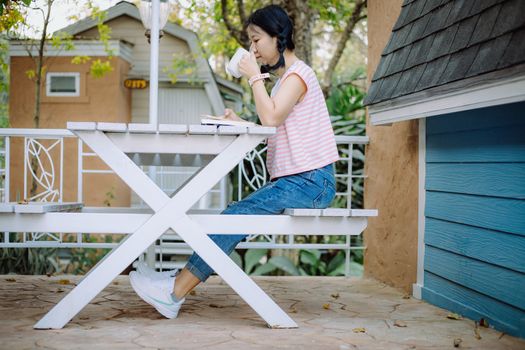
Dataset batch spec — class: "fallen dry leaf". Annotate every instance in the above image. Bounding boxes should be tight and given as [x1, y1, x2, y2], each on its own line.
[352, 327, 366, 333]
[57, 279, 70, 285]
[189, 290, 197, 296]
[447, 313, 463, 320]
[479, 318, 489, 328]
[289, 307, 297, 313]
[453, 338, 462, 347]
[394, 320, 407, 327]
[402, 294, 411, 299]
[5, 278, 16, 282]
[474, 322, 482, 340]
[331, 292, 340, 299]
[322, 303, 331, 310]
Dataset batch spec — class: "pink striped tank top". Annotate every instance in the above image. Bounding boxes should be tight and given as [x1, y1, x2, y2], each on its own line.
[267, 60, 339, 179]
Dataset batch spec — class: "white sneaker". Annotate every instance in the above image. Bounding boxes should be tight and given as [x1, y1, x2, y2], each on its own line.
[129, 271, 185, 319]
[136, 262, 179, 280]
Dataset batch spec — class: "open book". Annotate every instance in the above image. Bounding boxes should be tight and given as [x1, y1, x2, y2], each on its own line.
[200, 114, 256, 127]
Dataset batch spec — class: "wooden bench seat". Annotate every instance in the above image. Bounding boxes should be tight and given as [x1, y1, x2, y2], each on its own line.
[78, 207, 377, 217]
[0, 205, 377, 217]
[284, 208, 378, 217]
[0, 202, 83, 214]
[0, 206, 376, 236]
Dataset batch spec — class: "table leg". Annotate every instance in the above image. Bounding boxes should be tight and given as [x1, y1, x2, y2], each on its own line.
[35, 131, 297, 329]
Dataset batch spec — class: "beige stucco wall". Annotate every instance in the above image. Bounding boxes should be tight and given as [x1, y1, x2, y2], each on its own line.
[8, 55, 132, 207]
[364, 0, 419, 293]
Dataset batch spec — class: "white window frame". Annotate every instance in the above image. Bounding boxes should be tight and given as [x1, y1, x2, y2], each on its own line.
[46, 72, 80, 97]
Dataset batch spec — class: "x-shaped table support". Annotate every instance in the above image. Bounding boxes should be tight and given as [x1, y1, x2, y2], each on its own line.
[35, 127, 297, 329]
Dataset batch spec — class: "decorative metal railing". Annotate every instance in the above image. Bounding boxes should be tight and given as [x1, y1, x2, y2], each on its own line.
[0, 129, 368, 276]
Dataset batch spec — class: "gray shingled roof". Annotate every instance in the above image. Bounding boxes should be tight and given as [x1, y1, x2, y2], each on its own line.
[364, 0, 525, 106]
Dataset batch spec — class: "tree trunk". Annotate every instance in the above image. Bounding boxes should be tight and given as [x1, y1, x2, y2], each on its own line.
[29, 0, 52, 199]
[275, 0, 317, 66]
[321, 0, 367, 97]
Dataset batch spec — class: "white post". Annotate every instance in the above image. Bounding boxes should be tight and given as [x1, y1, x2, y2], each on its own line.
[77, 138, 83, 203]
[149, 0, 160, 128]
[4, 136, 10, 244]
[146, 165, 157, 268]
[59, 138, 64, 202]
[413, 118, 426, 299]
[23, 137, 27, 201]
[4, 136, 9, 203]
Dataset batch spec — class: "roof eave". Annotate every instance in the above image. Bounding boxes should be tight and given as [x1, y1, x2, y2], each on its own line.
[214, 75, 243, 94]
[369, 65, 525, 125]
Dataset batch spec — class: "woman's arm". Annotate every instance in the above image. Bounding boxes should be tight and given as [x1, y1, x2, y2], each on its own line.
[238, 50, 306, 127]
[251, 74, 306, 127]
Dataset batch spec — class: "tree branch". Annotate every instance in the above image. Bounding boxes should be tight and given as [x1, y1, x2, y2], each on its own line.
[236, 0, 246, 25]
[220, 0, 244, 47]
[321, 0, 367, 97]
[236, 0, 250, 47]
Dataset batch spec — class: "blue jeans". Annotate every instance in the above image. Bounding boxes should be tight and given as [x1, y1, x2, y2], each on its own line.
[185, 163, 337, 282]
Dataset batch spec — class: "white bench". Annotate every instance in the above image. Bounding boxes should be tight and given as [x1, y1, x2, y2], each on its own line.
[0, 205, 377, 236]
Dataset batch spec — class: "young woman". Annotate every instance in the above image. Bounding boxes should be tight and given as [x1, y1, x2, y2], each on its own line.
[129, 4, 339, 319]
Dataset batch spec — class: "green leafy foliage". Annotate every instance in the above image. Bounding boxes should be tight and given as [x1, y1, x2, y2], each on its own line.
[244, 248, 268, 274]
[0, 234, 59, 274]
[309, 0, 358, 30]
[164, 52, 200, 84]
[71, 55, 90, 65]
[0, 247, 60, 274]
[0, 0, 29, 31]
[50, 30, 74, 50]
[61, 234, 118, 275]
[83, 1, 114, 78]
[232, 246, 362, 277]
[327, 80, 366, 209]
[89, 58, 113, 79]
[268, 256, 300, 275]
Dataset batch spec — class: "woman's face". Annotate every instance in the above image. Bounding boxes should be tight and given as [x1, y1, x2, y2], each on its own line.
[247, 24, 279, 66]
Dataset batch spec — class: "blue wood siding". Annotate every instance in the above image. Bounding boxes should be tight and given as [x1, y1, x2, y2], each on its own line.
[422, 101, 525, 338]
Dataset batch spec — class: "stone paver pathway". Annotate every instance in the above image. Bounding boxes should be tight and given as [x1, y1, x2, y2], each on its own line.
[0, 275, 523, 349]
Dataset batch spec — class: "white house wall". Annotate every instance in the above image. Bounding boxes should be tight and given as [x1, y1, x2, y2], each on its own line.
[131, 87, 212, 124]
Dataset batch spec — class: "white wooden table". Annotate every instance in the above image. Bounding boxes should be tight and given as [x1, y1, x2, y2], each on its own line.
[0, 122, 377, 329]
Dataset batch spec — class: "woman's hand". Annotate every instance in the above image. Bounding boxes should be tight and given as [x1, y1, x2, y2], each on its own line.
[224, 108, 244, 122]
[238, 44, 260, 79]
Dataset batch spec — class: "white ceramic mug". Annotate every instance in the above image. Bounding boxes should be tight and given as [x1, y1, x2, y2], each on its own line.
[226, 47, 249, 78]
